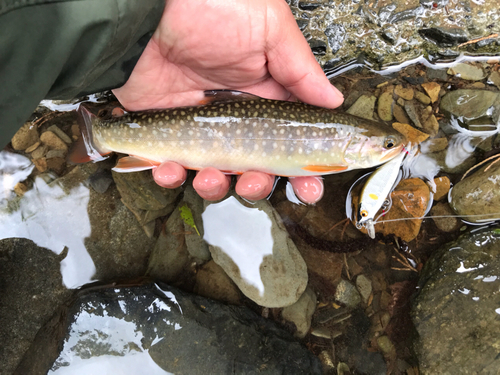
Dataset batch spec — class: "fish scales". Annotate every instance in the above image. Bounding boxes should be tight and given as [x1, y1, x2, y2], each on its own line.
[87, 96, 404, 176]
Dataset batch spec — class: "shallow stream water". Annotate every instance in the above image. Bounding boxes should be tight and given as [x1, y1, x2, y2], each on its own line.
[2, 58, 500, 374]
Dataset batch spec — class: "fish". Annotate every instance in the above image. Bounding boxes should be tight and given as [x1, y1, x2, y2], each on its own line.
[73, 90, 405, 176]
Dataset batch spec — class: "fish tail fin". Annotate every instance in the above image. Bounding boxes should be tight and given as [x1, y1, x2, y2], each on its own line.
[68, 104, 111, 164]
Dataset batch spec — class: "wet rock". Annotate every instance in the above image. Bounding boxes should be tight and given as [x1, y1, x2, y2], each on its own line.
[11, 122, 39, 151]
[355, 274, 372, 305]
[447, 63, 486, 81]
[430, 202, 461, 232]
[392, 104, 411, 124]
[0, 238, 73, 375]
[182, 185, 210, 261]
[30, 144, 48, 160]
[418, 27, 468, 47]
[403, 101, 422, 128]
[422, 114, 439, 137]
[194, 260, 241, 305]
[488, 71, 500, 89]
[14, 182, 28, 197]
[203, 195, 308, 308]
[84, 185, 156, 280]
[414, 90, 431, 105]
[24, 141, 40, 153]
[112, 170, 180, 212]
[450, 159, 500, 223]
[377, 92, 394, 121]
[392, 122, 429, 145]
[426, 68, 448, 81]
[376, 335, 396, 357]
[294, 237, 343, 292]
[21, 283, 322, 375]
[420, 82, 441, 103]
[46, 156, 66, 175]
[394, 85, 414, 101]
[282, 287, 317, 338]
[46, 125, 72, 144]
[33, 158, 48, 172]
[40, 131, 68, 152]
[147, 205, 190, 283]
[421, 137, 448, 153]
[112, 170, 181, 236]
[412, 230, 500, 374]
[335, 279, 361, 308]
[346, 95, 376, 121]
[324, 24, 346, 54]
[440, 89, 500, 123]
[376, 178, 431, 242]
[88, 169, 114, 194]
[432, 176, 451, 200]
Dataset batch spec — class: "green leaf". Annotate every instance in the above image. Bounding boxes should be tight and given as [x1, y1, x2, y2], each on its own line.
[179, 203, 200, 236]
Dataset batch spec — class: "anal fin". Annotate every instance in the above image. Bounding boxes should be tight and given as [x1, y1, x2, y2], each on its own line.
[113, 156, 160, 172]
[302, 164, 348, 173]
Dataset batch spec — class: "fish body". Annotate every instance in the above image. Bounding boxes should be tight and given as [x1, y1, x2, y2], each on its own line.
[78, 90, 405, 176]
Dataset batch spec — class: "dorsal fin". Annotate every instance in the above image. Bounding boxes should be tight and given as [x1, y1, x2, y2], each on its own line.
[200, 90, 262, 105]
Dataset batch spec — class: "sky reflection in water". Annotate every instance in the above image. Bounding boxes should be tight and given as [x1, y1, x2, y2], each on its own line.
[202, 196, 274, 296]
[0, 151, 95, 288]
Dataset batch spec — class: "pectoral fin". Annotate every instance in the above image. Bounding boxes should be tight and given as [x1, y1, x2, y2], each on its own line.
[302, 164, 349, 173]
[113, 156, 160, 172]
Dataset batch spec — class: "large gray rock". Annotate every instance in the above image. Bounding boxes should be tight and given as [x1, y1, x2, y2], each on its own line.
[203, 195, 308, 308]
[0, 238, 72, 375]
[412, 230, 500, 374]
[440, 89, 500, 125]
[18, 283, 322, 375]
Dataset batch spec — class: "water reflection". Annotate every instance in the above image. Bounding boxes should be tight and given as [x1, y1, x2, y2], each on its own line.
[0, 152, 95, 288]
[0, 151, 34, 204]
[202, 196, 273, 296]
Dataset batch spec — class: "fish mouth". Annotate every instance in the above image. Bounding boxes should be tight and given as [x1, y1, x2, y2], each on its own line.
[379, 144, 404, 162]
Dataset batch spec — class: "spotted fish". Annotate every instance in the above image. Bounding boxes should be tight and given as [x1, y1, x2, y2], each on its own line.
[74, 90, 405, 176]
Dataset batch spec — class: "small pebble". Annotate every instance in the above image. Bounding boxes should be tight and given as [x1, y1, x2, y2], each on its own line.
[40, 131, 68, 151]
[414, 90, 431, 105]
[11, 122, 39, 151]
[447, 63, 486, 81]
[394, 85, 414, 100]
[421, 82, 441, 103]
[422, 114, 439, 137]
[432, 176, 451, 200]
[392, 123, 429, 144]
[422, 137, 448, 153]
[14, 182, 28, 197]
[33, 158, 48, 172]
[25, 141, 41, 153]
[393, 104, 411, 124]
[377, 92, 394, 121]
[31, 144, 49, 160]
[430, 202, 461, 232]
[47, 125, 72, 144]
[487, 71, 500, 89]
[403, 101, 422, 128]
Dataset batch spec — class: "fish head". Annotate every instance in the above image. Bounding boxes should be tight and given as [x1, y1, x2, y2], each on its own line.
[344, 124, 406, 169]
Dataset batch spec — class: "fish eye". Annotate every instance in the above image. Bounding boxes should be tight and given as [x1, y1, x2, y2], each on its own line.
[384, 136, 396, 149]
[360, 210, 368, 218]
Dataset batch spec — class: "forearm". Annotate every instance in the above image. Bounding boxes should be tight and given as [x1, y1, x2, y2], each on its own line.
[0, 0, 165, 147]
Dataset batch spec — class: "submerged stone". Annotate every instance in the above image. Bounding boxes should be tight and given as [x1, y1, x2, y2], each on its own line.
[203, 195, 308, 308]
[412, 230, 500, 374]
[19, 283, 321, 374]
[450, 158, 500, 223]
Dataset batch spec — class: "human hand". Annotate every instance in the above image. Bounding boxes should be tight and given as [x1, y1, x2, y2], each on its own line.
[112, 0, 344, 203]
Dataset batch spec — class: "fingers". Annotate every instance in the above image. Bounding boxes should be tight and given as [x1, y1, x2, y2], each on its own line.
[265, 2, 343, 109]
[153, 161, 187, 188]
[235, 171, 275, 201]
[289, 176, 324, 204]
[193, 167, 231, 201]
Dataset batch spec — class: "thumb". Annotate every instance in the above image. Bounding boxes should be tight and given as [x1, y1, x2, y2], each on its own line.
[265, 2, 343, 108]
